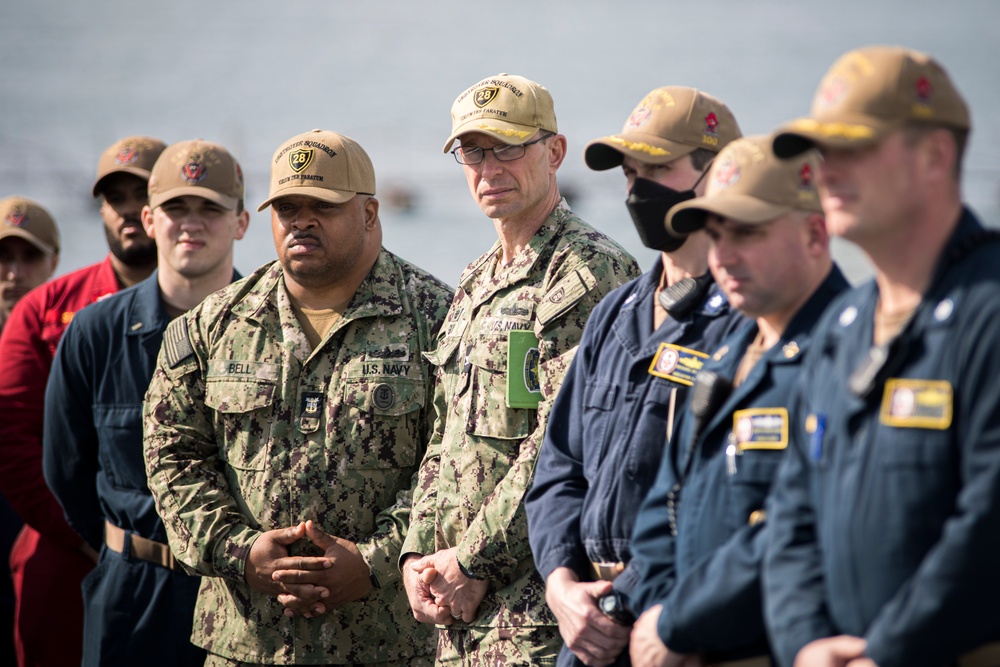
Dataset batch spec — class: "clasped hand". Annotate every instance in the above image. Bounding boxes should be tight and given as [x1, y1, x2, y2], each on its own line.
[244, 519, 372, 618]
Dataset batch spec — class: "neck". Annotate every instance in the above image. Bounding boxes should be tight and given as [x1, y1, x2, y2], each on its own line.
[284, 252, 378, 311]
[110, 254, 155, 288]
[158, 261, 234, 313]
[865, 198, 962, 313]
[660, 235, 709, 287]
[494, 189, 561, 265]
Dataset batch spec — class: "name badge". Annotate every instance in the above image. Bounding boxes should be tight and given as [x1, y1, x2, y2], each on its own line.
[648, 343, 708, 386]
[733, 408, 789, 450]
[880, 378, 953, 429]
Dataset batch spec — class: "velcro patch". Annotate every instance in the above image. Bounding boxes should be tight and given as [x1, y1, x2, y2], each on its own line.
[163, 317, 195, 369]
[734, 408, 789, 450]
[536, 267, 597, 326]
[880, 378, 953, 429]
[648, 342, 708, 386]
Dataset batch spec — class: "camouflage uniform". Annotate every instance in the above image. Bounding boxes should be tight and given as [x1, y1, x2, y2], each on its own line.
[144, 249, 453, 665]
[402, 201, 641, 665]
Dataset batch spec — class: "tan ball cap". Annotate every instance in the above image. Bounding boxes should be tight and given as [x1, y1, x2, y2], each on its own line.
[0, 196, 60, 255]
[585, 86, 742, 170]
[258, 129, 376, 211]
[148, 139, 245, 211]
[443, 73, 558, 153]
[92, 136, 167, 197]
[773, 45, 970, 158]
[667, 135, 822, 235]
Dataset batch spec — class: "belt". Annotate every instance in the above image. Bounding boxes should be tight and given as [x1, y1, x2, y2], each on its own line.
[707, 657, 771, 667]
[105, 520, 177, 570]
[957, 642, 1000, 667]
[590, 561, 625, 582]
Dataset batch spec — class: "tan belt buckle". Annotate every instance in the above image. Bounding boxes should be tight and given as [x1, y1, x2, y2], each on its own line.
[590, 561, 625, 582]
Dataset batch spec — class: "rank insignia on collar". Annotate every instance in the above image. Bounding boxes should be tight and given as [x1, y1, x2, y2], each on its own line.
[782, 341, 800, 359]
[712, 345, 729, 361]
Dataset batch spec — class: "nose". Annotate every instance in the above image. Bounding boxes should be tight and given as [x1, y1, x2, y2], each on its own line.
[479, 151, 505, 178]
[288, 207, 317, 230]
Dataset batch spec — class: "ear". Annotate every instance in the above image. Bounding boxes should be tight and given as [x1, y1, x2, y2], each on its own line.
[804, 211, 829, 255]
[234, 209, 250, 241]
[47, 252, 60, 277]
[140, 205, 155, 238]
[363, 196, 380, 230]
[548, 134, 567, 173]
[920, 128, 956, 185]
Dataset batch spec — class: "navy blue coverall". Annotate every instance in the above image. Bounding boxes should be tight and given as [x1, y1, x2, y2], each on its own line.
[629, 266, 848, 664]
[764, 210, 1000, 667]
[43, 270, 237, 666]
[527, 257, 745, 667]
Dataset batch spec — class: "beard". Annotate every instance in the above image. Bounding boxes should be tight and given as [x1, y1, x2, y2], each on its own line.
[104, 224, 157, 268]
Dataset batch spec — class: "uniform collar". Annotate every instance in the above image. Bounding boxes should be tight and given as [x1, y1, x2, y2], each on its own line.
[124, 271, 166, 339]
[457, 199, 573, 306]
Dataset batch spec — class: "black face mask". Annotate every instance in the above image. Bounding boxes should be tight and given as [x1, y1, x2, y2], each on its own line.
[625, 171, 708, 252]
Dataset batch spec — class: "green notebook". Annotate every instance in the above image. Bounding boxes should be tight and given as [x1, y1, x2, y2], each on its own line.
[506, 330, 542, 409]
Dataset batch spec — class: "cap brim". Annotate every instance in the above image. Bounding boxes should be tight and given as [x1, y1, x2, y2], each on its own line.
[772, 115, 895, 158]
[150, 186, 238, 212]
[667, 193, 792, 235]
[584, 133, 696, 171]
[92, 167, 153, 197]
[442, 120, 542, 153]
[257, 185, 361, 212]
[0, 228, 57, 255]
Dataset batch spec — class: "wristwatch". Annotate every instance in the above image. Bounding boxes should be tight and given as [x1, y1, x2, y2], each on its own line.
[598, 590, 635, 626]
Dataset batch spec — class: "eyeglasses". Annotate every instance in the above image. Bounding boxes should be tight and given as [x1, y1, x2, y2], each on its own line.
[451, 133, 554, 165]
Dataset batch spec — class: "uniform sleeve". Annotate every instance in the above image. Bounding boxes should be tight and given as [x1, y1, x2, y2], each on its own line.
[0, 295, 87, 550]
[863, 305, 1000, 667]
[42, 317, 103, 550]
[629, 417, 683, 615]
[763, 381, 836, 667]
[143, 315, 260, 581]
[456, 253, 639, 587]
[524, 340, 591, 581]
[399, 370, 445, 563]
[359, 352, 443, 587]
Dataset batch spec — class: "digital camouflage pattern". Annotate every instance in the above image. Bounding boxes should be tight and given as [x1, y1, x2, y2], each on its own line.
[401, 200, 640, 661]
[144, 249, 453, 665]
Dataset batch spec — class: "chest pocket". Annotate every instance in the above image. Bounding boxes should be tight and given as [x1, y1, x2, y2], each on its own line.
[204, 377, 276, 472]
[725, 447, 784, 531]
[342, 376, 425, 468]
[93, 404, 146, 491]
[463, 334, 536, 441]
[582, 380, 617, 477]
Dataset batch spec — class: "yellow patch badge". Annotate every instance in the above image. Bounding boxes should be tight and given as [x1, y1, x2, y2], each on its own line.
[733, 408, 789, 450]
[880, 378, 953, 429]
[648, 343, 708, 386]
[289, 147, 314, 173]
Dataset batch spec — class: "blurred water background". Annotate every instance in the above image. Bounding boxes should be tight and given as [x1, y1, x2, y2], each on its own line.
[2, 0, 998, 287]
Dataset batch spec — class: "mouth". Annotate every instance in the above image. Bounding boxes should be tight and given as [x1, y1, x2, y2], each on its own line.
[177, 237, 206, 251]
[287, 235, 321, 255]
[119, 219, 146, 238]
